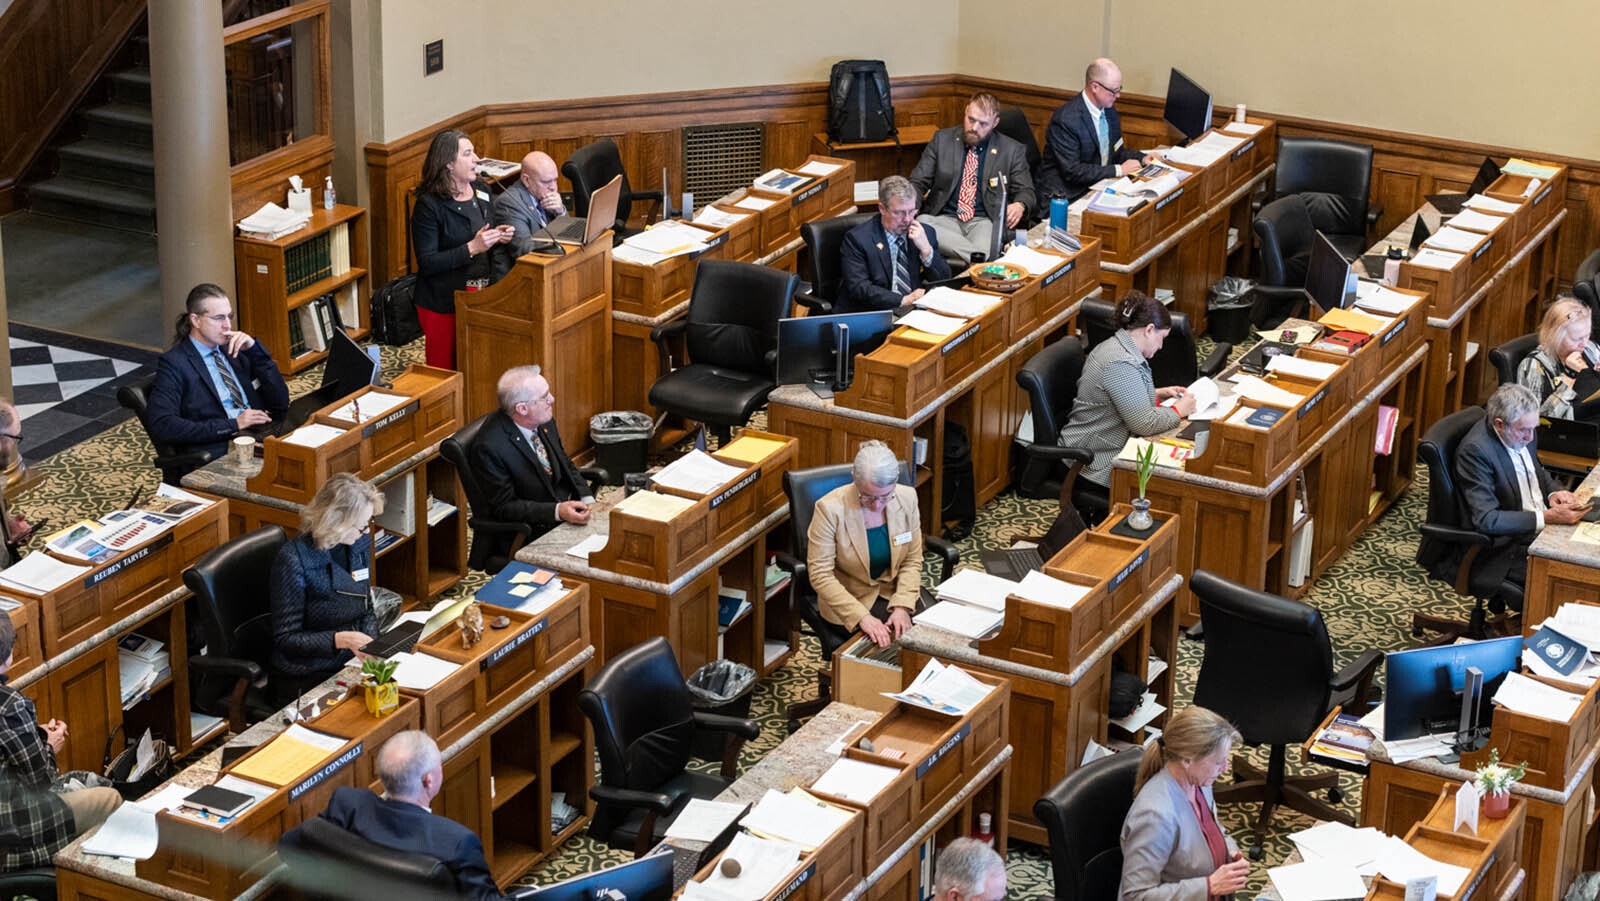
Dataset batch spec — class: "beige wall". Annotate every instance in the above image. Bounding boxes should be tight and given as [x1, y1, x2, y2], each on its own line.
[371, 0, 961, 141]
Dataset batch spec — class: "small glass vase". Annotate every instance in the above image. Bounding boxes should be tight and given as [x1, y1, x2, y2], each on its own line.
[1482, 788, 1511, 819]
[1127, 497, 1154, 531]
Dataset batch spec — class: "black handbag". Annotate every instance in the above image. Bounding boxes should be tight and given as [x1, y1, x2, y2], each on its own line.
[370, 192, 424, 347]
[102, 724, 176, 801]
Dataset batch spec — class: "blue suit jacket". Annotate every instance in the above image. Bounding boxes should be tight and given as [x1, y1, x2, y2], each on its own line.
[280, 786, 502, 901]
[269, 532, 377, 678]
[146, 338, 289, 460]
[1452, 416, 1559, 587]
[837, 217, 953, 314]
[1036, 95, 1142, 202]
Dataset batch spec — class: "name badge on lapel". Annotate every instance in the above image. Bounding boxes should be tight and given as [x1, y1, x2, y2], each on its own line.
[475, 189, 490, 202]
[352, 567, 370, 582]
[894, 531, 913, 546]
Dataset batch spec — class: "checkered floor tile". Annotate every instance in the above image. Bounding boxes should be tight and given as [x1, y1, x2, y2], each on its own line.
[7, 324, 157, 462]
[11, 340, 144, 420]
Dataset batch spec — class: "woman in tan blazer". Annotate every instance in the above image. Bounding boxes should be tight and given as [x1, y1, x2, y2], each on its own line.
[807, 441, 924, 647]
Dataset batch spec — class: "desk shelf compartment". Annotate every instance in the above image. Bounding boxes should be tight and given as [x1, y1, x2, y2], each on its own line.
[234, 204, 371, 376]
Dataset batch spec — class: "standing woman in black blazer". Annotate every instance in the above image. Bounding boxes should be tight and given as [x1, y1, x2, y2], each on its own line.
[270, 473, 385, 700]
[409, 128, 512, 369]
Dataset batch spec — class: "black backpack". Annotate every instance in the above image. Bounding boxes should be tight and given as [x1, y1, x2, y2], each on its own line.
[371, 192, 424, 346]
[828, 60, 896, 144]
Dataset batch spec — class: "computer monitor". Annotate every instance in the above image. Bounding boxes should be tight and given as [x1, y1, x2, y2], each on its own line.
[775, 310, 895, 395]
[1305, 230, 1354, 310]
[509, 850, 672, 901]
[1382, 636, 1522, 742]
[1467, 156, 1502, 196]
[1162, 68, 1214, 142]
[322, 327, 380, 398]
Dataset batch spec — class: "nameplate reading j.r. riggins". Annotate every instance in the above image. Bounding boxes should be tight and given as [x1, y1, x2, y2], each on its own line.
[1297, 386, 1328, 419]
[917, 722, 970, 778]
[709, 469, 760, 510]
[1042, 259, 1076, 287]
[360, 400, 419, 439]
[1230, 140, 1256, 160]
[1107, 548, 1150, 593]
[288, 742, 362, 801]
[1380, 317, 1408, 346]
[482, 617, 547, 671]
[942, 323, 981, 355]
[772, 863, 817, 901]
[85, 532, 175, 589]
[1154, 187, 1184, 211]
[1471, 237, 1494, 262]
[795, 180, 827, 203]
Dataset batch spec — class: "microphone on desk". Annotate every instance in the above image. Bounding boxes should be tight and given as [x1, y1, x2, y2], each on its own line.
[529, 220, 567, 256]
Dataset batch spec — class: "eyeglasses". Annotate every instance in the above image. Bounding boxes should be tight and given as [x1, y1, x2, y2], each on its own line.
[858, 487, 896, 505]
[198, 312, 233, 323]
[0, 432, 19, 443]
[1093, 80, 1123, 97]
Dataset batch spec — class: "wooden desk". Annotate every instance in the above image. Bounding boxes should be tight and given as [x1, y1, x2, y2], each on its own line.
[1111, 316, 1429, 625]
[1524, 461, 1600, 630]
[896, 506, 1182, 845]
[767, 240, 1100, 536]
[5, 497, 231, 772]
[809, 125, 938, 188]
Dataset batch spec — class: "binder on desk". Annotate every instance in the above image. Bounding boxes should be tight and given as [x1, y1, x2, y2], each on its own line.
[475, 561, 560, 609]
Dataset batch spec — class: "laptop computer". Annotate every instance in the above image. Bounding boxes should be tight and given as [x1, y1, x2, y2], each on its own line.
[1539, 417, 1600, 460]
[979, 503, 1087, 581]
[1360, 216, 1432, 276]
[361, 603, 460, 659]
[546, 174, 622, 245]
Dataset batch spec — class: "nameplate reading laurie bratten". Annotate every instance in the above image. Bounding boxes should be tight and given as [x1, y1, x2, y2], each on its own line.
[1297, 386, 1328, 420]
[1154, 187, 1183, 211]
[85, 532, 175, 589]
[917, 722, 970, 779]
[1107, 548, 1150, 594]
[942, 323, 981, 355]
[361, 400, 419, 439]
[288, 742, 362, 801]
[795, 180, 827, 203]
[1042, 259, 1075, 287]
[482, 617, 547, 671]
[773, 863, 817, 901]
[708, 469, 760, 510]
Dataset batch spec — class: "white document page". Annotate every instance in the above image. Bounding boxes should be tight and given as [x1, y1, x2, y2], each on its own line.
[389, 651, 458, 691]
[914, 600, 1004, 639]
[810, 758, 902, 804]
[662, 798, 747, 842]
[566, 533, 609, 559]
[1014, 570, 1091, 609]
[1265, 354, 1340, 381]
[693, 207, 749, 229]
[1493, 670, 1584, 721]
[1464, 194, 1519, 214]
[897, 309, 969, 337]
[1374, 835, 1470, 896]
[1267, 859, 1369, 901]
[935, 568, 1019, 611]
[1423, 226, 1485, 254]
[1410, 248, 1466, 270]
[1447, 208, 1508, 233]
[996, 245, 1067, 276]
[697, 832, 802, 897]
[281, 423, 345, 448]
[915, 286, 1001, 319]
[0, 552, 92, 594]
[733, 194, 778, 211]
[739, 789, 852, 851]
[1354, 287, 1417, 316]
[1228, 374, 1306, 409]
[650, 449, 746, 495]
[796, 160, 843, 176]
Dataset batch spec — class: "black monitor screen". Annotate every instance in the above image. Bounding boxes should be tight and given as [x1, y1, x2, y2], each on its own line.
[509, 850, 672, 901]
[1383, 636, 1522, 742]
[322, 327, 379, 398]
[1163, 68, 1213, 142]
[1305, 230, 1352, 310]
[1467, 156, 1501, 195]
[776, 310, 895, 389]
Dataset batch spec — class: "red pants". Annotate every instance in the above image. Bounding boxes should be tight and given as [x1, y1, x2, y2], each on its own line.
[415, 306, 456, 369]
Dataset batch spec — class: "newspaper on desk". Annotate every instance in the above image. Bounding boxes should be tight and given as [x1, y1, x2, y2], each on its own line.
[886, 658, 993, 716]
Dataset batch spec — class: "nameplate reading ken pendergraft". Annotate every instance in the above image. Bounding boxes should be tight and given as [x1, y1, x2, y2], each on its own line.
[772, 862, 817, 901]
[917, 722, 971, 779]
[361, 400, 419, 439]
[1107, 548, 1150, 594]
[85, 532, 175, 589]
[794, 180, 827, 204]
[1297, 386, 1328, 420]
[482, 617, 547, 671]
[942, 323, 981, 355]
[288, 742, 362, 802]
[709, 469, 760, 510]
[1042, 258, 1075, 287]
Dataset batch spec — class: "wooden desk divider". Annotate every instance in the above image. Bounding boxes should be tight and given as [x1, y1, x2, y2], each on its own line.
[1364, 788, 1524, 900]
[683, 204, 762, 261]
[855, 675, 1010, 827]
[688, 806, 865, 901]
[788, 155, 855, 225]
[139, 694, 422, 901]
[587, 430, 797, 584]
[400, 587, 588, 749]
[1458, 670, 1600, 792]
[977, 506, 1178, 672]
[1184, 367, 1344, 488]
[612, 217, 756, 321]
[1, 597, 41, 679]
[805, 755, 917, 877]
[248, 365, 464, 505]
[836, 300, 1008, 421]
[1486, 164, 1568, 237]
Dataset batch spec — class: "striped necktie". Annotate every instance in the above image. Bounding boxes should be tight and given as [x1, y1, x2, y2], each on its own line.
[212, 349, 247, 411]
[1097, 113, 1110, 166]
[890, 235, 911, 295]
[956, 145, 979, 222]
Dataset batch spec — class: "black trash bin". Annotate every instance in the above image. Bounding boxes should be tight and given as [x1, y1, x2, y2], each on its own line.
[685, 659, 757, 760]
[589, 411, 653, 486]
[1207, 276, 1256, 343]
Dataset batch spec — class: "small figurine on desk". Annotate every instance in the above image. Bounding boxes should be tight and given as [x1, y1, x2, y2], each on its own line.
[350, 395, 363, 422]
[457, 601, 484, 648]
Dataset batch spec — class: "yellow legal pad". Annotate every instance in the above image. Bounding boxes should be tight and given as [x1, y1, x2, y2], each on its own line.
[715, 435, 786, 465]
[228, 726, 345, 787]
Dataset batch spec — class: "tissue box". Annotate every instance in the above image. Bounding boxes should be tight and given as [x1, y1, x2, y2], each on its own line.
[287, 188, 312, 214]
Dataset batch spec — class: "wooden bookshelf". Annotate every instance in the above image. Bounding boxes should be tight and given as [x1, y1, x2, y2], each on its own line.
[235, 204, 372, 375]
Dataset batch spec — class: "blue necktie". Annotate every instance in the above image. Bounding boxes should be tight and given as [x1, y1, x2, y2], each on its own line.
[1097, 113, 1110, 166]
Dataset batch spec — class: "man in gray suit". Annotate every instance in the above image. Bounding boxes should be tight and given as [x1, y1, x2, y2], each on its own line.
[490, 151, 568, 280]
[908, 92, 1035, 263]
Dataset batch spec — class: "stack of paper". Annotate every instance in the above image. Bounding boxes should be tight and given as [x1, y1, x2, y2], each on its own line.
[1493, 670, 1584, 721]
[612, 490, 696, 522]
[1013, 570, 1092, 609]
[389, 651, 458, 691]
[1114, 437, 1189, 467]
[1464, 194, 1519, 215]
[1289, 820, 1389, 875]
[1423, 226, 1485, 254]
[886, 658, 994, 716]
[622, 220, 712, 258]
[1228, 374, 1307, 409]
[897, 309, 968, 337]
[914, 601, 1004, 639]
[651, 450, 746, 495]
[82, 782, 195, 859]
[733, 193, 778, 212]
[995, 245, 1066, 276]
[1410, 248, 1465, 270]
[663, 798, 747, 842]
[1374, 835, 1470, 895]
[1320, 307, 1393, 336]
[687, 832, 802, 899]
[693, 206, 749, 229]
[796, 160, 843, 177]
[237, 202, 310, 240]
[934, 568, 1016, 610]
[0, 552, 92, 594]
[810, 758, 902, 804]
[915, 286, 1002, 319]
[916, 568, 1015, 638]
[1353, 285, 1416, 316]
[229, 723, 346, 786]
[1265, 354, 1340, 381]
[328, 391, 408, 423]
[1267, 859, 1368, 901]
[740, 788, 853, 851]
[1447, 208, 1507, 233]
[716, 434, 787, 465]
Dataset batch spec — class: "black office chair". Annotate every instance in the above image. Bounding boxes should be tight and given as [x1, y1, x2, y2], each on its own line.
[774, 462, 959, 731]
[1274, 136, 1382, 261]
[1488, 333, 1540, 387]
[1190, 568, 1383, 860]
[562, 139, 661, 241]
[1014, 337, 1105, 524]
[1078, 297, 1231, 390]
[648, 260, 799, 444]
[1034, 748, 1142, 901]
[0, 837, 55, 901]
[1572, 249, 1600, 335]
[578, 637, 760, 858]
[184, 526, 286, 733]
[1414, 407, 1522, 643]
[1254, 195, 1317, 290]
[117, 376, 215, 483]
[995, 107, 1043, 224]
[439, 413, 605, 574]
[795, 212, 874, 313]
[277, 816, 458, 901]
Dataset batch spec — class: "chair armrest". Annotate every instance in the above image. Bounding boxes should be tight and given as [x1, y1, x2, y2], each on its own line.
[1419, 522, 1490, 548]
[1020, 444, 1094, 466]
[1199, 343, 1232, 378]
[1366, 203, 1384, 226]
[578, 467, 609, 494]
[189, 653, 263, 683]
[693, 711, 761, 742]
[1330, 648, 1384, 710]
[763, 348, 779, 369]
[589, 784, 675, 816]
[924, 535, 960, 582]
[793, 291, 833, 314]
[773, 550, 807, 585]
[649, 319, 688, 345]
[157, 449, 214, 472]
[463, 517, 533, 540]
[630, 193, 665, 224]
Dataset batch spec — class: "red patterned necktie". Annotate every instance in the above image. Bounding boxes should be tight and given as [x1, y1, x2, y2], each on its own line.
[956, 146, 979, 222]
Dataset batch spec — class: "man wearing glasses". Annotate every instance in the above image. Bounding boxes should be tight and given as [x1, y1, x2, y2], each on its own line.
[1451, 384, 1586, 598]
[147, 282, 289, 473]
[471, 365, 593, 556]
[1037, 58, 1158, 203]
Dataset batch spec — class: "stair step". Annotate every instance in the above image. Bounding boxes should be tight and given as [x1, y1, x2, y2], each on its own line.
[82, 102, 154, 148]
[30, 175, 157, 233]
[108, 67, 151, 104]
[58, 140, 156, 188]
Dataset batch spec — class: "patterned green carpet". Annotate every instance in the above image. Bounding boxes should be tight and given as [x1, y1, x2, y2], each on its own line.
[18, 337, 1473, 898]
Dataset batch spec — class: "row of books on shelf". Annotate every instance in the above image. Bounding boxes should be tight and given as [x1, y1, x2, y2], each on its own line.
[284, 230, 346, 294]
[287, 286, 360, 358]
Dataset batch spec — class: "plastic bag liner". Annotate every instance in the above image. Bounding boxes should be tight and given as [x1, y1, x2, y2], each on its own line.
[687, 660, 756, 704]
[1207, 275, 1256, 309]
[1207, 275, 1258, 343]
[589, 411, 653, 443]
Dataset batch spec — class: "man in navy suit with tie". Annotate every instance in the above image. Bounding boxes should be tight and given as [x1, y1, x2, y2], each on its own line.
[471, 365, 592, 558]
[489, 150, 568, 281]
[1036, 58, 1157, 203]
[837, 175, 953, 314]
[146, 283, 290, 472]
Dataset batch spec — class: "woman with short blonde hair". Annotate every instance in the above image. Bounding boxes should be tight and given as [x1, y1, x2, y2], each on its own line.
[1517, 297, 1600, 419]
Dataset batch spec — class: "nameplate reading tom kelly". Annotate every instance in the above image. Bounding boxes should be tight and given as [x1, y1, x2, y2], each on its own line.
[361, 400, 419, 439]
[482, 617, 547, 671]
[85, 532, 175, 589]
